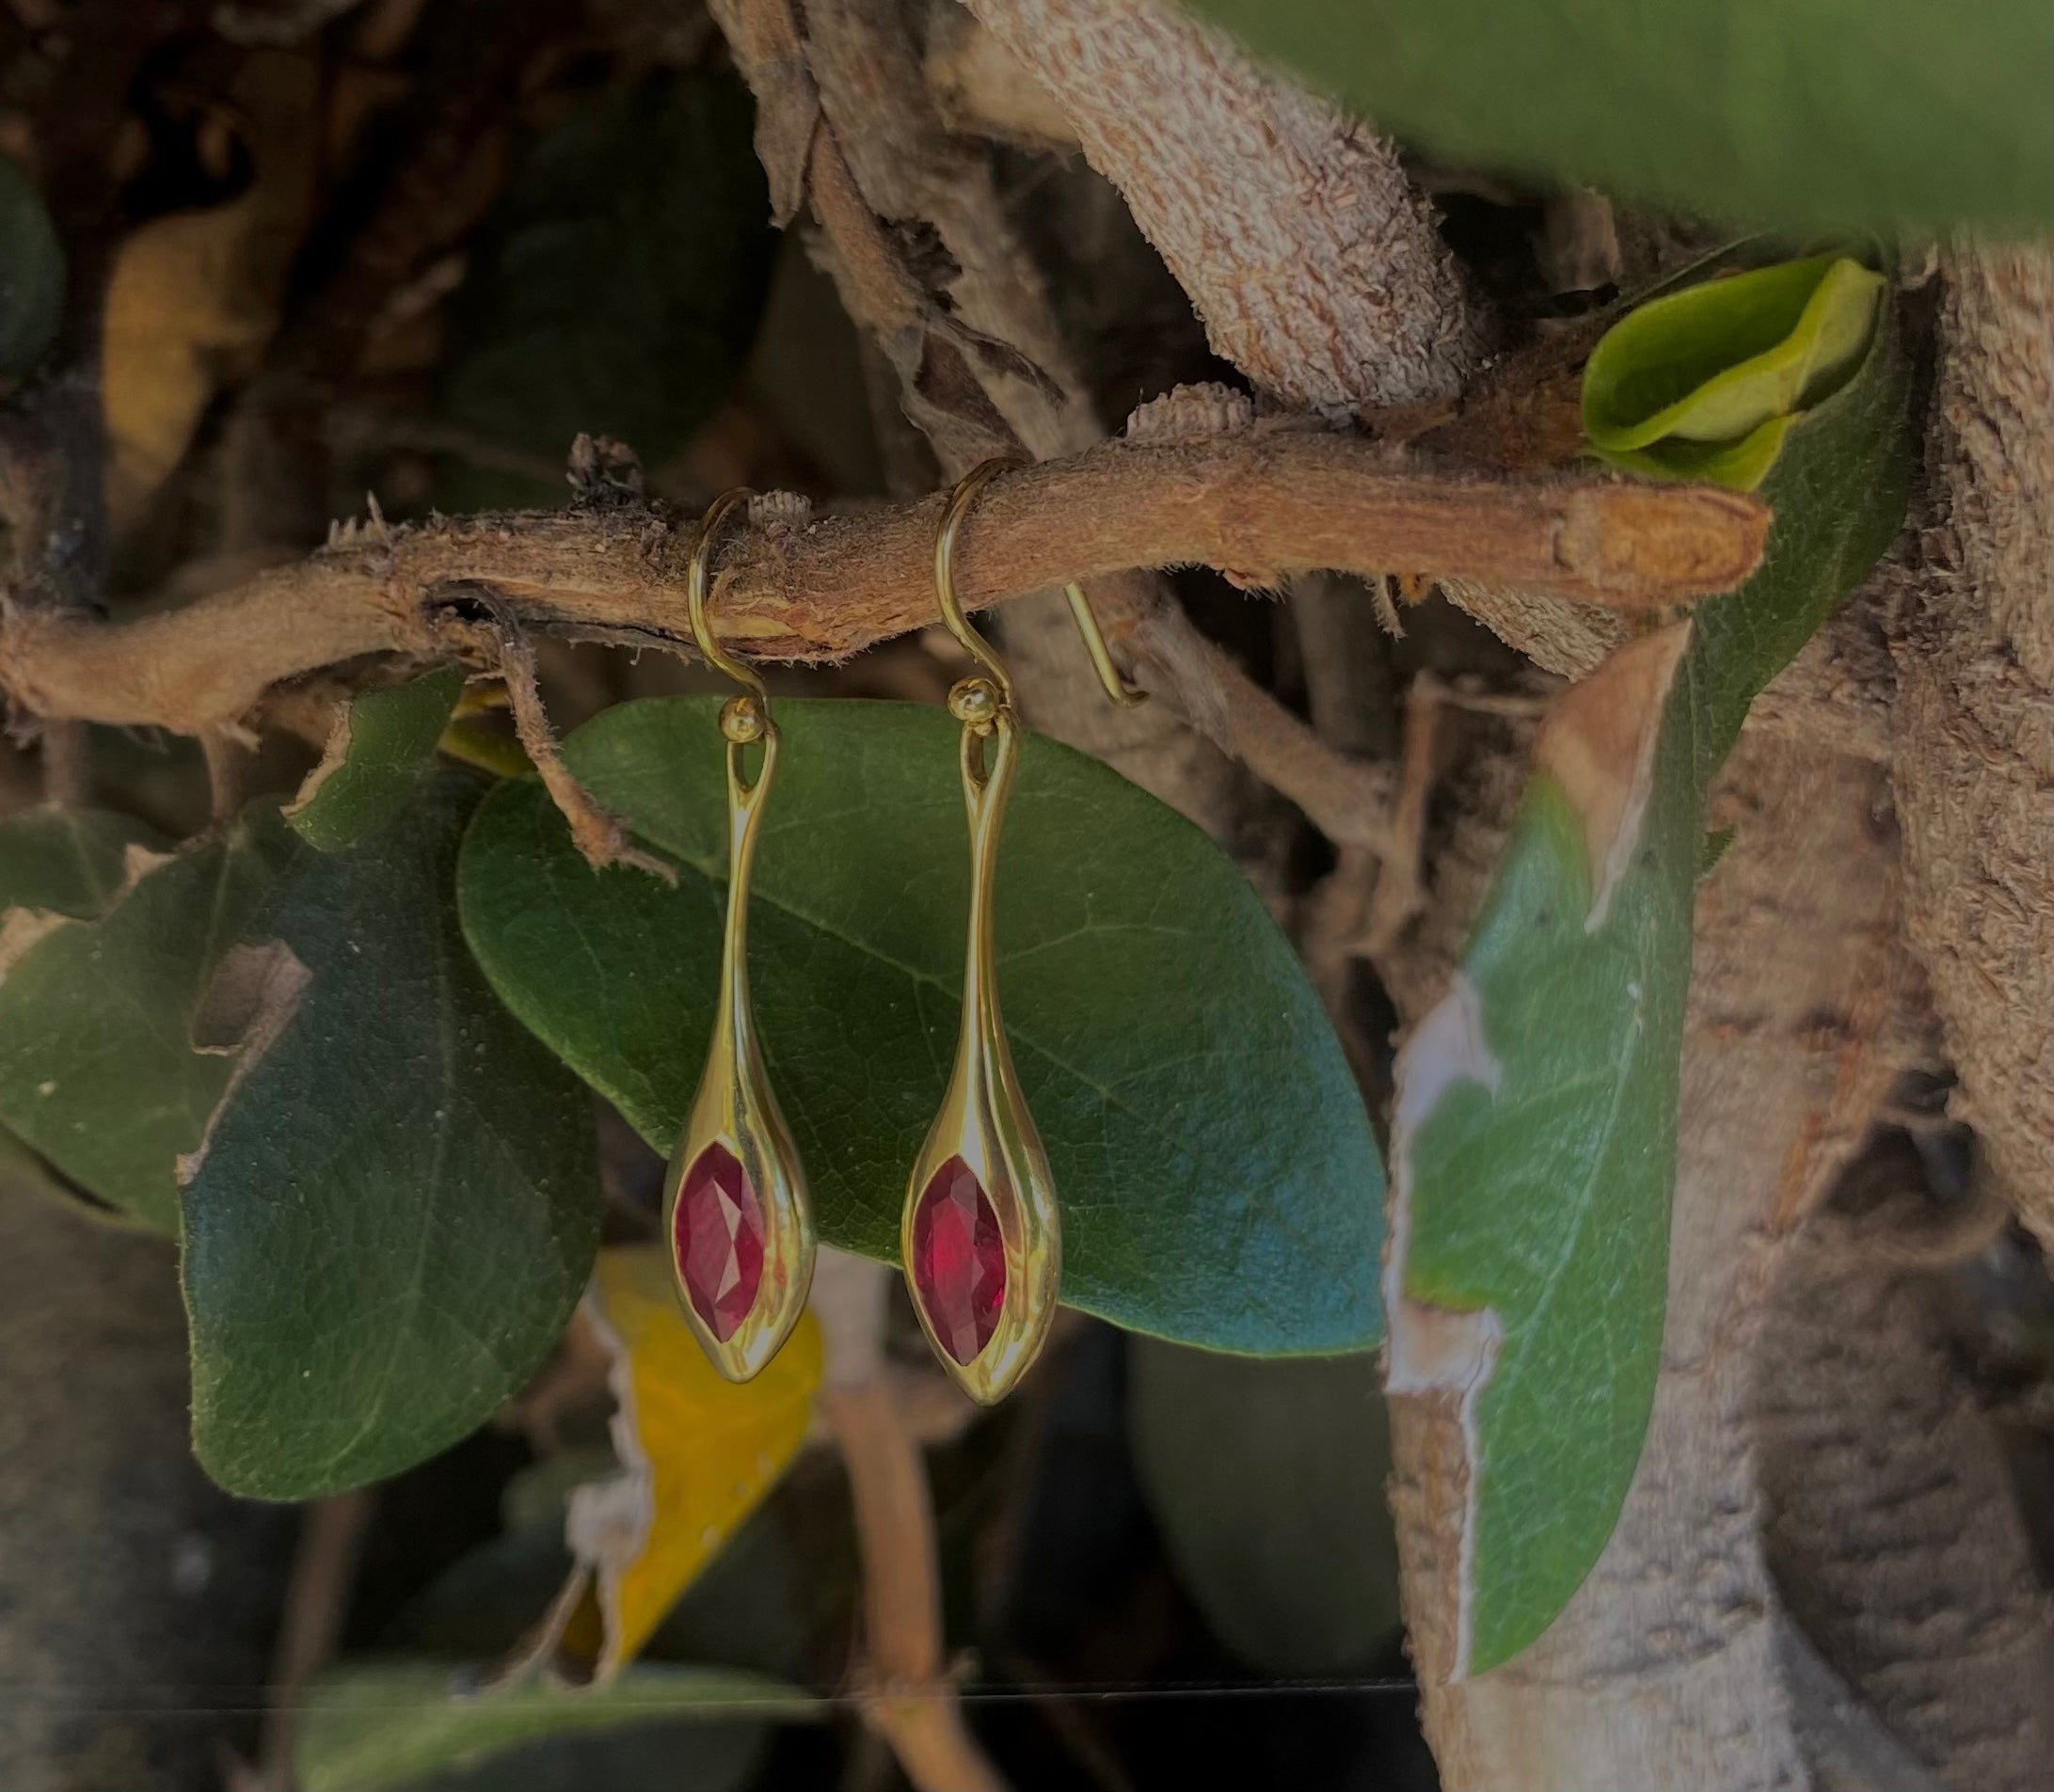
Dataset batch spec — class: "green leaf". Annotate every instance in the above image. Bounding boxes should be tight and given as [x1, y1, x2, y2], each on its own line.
[1388, 265, 1909, 1674]
[0, 1119, 129, 1228]
[296, 1660, 810, 1792]
[458, 699, 1383, 1355]
[0, 680, 598, 1486]
[1130, 1340, 1398, 1674]
[1583, 255, 1885, 488]
[0, 815, 294, 1232]
[1188, 0, 2052, 234]
[0, 150, 63, 381]
[0, 806, 168, 918]
[438, 71, 773, 506]
[183, 772, 598, 1498]
[287, 669, 467, 851]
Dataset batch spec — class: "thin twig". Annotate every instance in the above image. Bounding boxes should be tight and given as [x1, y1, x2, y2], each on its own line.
[821, 1378, 1008, 1792]
[1134, 602, 1396, 853]
[495, 627, 677, 880]
[1362, 673, 1449, 953]
[0, 431, 1768, 737]
[231, 1490, 375, 1792]
[201, 726, 255, 828]
[37, 719, 88, 806]
[811, 1248, 1006, 1792]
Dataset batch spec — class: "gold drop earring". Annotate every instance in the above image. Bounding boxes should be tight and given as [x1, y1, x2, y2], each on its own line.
[901, 457, 1142, 1404]
[663, 487, 815, 1379]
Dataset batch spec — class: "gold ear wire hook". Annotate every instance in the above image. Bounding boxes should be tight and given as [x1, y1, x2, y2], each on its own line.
[689, 486, 779, 790]
[664, 483, 815, 1381]
[903, 459, 1070, 1404]
[935, 458, 1146, 709]
[933, 461, 1018, 716]
[687, 486, 764, 703]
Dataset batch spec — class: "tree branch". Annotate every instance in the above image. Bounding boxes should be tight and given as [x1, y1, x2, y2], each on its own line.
[0, 432, 1766, 735]
[493, 627, 677, 880]
[959, 0, 1484, 410]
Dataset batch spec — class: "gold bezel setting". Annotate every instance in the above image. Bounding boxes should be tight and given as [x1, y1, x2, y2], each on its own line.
[662, 490, 815, 1381]
[902, 706, 1059, 1404]
[896, 452, 1141, 1405]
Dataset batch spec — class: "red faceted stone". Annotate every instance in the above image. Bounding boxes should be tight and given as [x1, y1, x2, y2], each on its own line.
[674, 1142, 764, 1341]
[911, 1156, 1006, 1365]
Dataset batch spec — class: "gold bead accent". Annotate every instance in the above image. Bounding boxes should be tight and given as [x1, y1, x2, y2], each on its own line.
[720, 694, 767, 743]
[947, 677, 1000, 729]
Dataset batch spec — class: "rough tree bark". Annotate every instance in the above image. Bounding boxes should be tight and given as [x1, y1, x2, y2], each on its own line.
[1758, 1154, 2054, 1792]
[959, 0, 1483, 412]
[1887, 245, 2054, 1248]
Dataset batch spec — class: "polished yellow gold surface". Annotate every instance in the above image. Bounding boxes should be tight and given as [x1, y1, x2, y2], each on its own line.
[1061, 579, 1147, 706]
[900, 459, 1092, 1403]
[902, 688, 1061, 1404]
[663, 488, 815, 1382]
[923, 452, 1144, 709]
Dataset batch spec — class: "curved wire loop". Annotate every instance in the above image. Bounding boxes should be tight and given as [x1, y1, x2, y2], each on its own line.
[662, 484, 814, 1383]
[933, 457, 1147, 712]
[686, 486, 767, 702]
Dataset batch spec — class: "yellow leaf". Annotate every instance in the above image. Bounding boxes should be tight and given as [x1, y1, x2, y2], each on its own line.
[101, 51, 319, 525]
[517, 1245, 821, 1682]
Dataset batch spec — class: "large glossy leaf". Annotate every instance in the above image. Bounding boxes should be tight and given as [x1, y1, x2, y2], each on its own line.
[183, 771, 598, 1498]
[0, 1117, 126, 1228]
[0, 675, 597, 1494]
[458, 699, 1384, 1354]
[438, 71, 773, 507]
[0, 675, 462, 1236]
[0, 814, 291, 1232]
[1189, 0, 2051, 234]
[0, 806, 167, 918]
[1130, 1339, 1399, 1675]
[286, 668, 467, 850]
[297, 1660, 810, 1792]
[1387, 262, 1908, 1674]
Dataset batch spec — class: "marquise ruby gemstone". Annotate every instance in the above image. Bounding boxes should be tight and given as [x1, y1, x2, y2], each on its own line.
[911, 1156, 1006, 1365]
[674, 1142, 764, 1341]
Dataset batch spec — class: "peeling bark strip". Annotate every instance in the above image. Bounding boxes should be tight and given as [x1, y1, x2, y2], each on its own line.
[1533, 620, 1694, 930]
[0, 436, 1767, 736]
[1384, 972, 1505, 1683]
[962, 0, 1483, 408]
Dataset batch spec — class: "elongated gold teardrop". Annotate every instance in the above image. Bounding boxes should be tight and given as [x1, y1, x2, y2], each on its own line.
[664, 697, 815, 1379]
[664, 494, 814, 1380]
[899, 454, 1132, 1404]
[901, 697, 1059, 1404]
